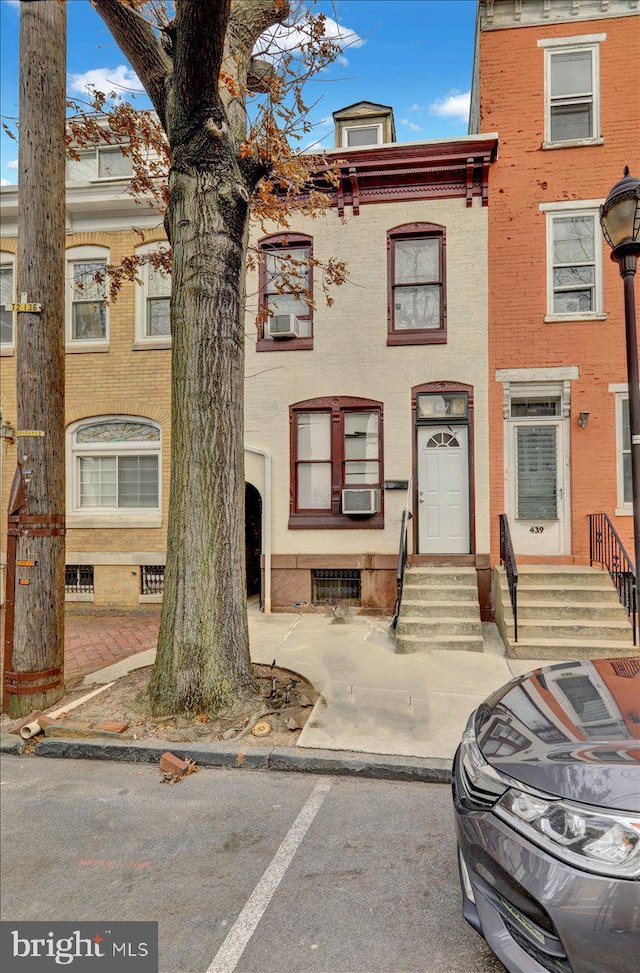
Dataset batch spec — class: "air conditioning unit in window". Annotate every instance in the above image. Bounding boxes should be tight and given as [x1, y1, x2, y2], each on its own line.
[342, 488, 380, 516]
[268, 314, 301, 339]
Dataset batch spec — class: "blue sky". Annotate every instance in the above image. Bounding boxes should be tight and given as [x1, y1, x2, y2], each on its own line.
[0, 0, 477, 185]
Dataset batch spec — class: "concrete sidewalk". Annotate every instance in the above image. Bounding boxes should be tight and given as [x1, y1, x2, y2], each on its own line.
[83, 608, 550, 762]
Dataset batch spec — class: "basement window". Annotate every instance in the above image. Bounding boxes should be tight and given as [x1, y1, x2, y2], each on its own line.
[312, 569, 361, 605]
[65, 565, 94, 595]
[141, 564, 165, 595]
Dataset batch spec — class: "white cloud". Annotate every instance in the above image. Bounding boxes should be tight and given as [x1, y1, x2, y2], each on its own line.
[429, 90, 471, 123]
[0, 179, 12, 187]
[5, 1, 21, 10]
[6, 158, 18, 170]
[400, 118, 422, 133]
[410, 104, 425, 113]
[68, 65, 142, 98]
[255, 15, 364, 61]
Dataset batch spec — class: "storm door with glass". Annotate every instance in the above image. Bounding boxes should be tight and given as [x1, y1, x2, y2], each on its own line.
[507, 392, 568, 555]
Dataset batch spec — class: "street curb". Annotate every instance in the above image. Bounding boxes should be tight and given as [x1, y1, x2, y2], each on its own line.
[0, 734, 26, 755]
[16, 736, 451, 783]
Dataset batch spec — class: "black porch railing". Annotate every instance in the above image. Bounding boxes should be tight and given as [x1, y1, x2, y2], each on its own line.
[590, 513, 637, 645]
[499, 514, 518, 643]
[392, 480, 412, 629]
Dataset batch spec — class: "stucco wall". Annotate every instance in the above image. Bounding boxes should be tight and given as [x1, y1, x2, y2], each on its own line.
[245, 197, 490, 557]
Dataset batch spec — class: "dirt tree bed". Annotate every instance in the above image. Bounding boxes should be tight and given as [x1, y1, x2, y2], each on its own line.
[17, 665, 319, 748]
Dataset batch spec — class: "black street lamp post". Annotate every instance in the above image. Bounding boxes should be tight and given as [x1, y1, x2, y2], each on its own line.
[600, 167, 640, 582]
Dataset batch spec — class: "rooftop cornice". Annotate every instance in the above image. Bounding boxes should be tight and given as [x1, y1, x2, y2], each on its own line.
[478, 0, 638, 31]
[323, 133, 499, 162]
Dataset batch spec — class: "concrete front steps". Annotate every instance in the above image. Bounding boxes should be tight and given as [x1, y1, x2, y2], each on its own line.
[495, 565, 637, 660]
[395, 567, 483, 653]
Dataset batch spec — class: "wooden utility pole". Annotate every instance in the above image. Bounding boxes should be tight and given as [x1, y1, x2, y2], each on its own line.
[3, 0, 67, 717]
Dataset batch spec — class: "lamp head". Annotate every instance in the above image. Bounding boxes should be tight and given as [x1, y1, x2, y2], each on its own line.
[600, 166, 640, 254]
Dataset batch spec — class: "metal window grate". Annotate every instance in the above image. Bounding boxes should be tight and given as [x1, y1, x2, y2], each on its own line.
[312, 569, 361, 605]
[141, 564, 165, 595]
[65, 564, 94, 594]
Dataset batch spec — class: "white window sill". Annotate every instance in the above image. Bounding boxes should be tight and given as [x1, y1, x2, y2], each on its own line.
[544, 313, 607, 324]
[90, 176, 133, 184]
[67, 514, 162, 528]
[139, 593, 163, 604]
[615, 508, 632, 517]
[542, 137, 604, 150]
[132, 338, 172, 351]
[65, 593, 94, 602]
[0, 345, 15, 357]
[66, 341, 110, 354]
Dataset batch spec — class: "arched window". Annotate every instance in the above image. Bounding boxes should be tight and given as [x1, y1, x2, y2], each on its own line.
[134, 241, 171, 347]
[68, 416, 161, 525]
[66, 245, 110, 351]
[0, 251, 15, 352]
[257, 233, 313, 352]
[289, 396, 384, 528]
[387, 223, 446, 345]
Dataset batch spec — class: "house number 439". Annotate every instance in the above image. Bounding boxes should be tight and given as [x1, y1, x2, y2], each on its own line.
[529, 525, 544, 534]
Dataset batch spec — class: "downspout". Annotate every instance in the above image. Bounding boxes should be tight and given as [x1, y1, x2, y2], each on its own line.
[245, 445, 272, 613]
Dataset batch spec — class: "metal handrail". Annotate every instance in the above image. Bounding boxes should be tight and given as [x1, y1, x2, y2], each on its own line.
[499, 514, 519, 643]
[391, 479, 412, 628]
[590, 513, 637, 645]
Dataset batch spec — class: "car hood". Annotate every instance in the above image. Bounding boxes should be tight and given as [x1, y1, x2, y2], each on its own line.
[476, 658, 640, 813]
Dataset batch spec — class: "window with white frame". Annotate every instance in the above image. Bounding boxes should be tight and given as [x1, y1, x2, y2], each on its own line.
[69, 417, 161, 518]
[134, 242, 171, 345]
[541, 36, 603, 146]
[616, 394, 632, 510]
[66, 245, 109, 347]
[66, 145, 133, 184]
[0, 252, 15, 351]
[546, 208, 602, 318]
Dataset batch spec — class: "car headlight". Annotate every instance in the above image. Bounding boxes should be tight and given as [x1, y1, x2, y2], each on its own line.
[495, 789, 640, 878]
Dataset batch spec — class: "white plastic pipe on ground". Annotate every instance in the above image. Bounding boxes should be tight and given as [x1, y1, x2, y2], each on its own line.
[19, 681, 115, 738]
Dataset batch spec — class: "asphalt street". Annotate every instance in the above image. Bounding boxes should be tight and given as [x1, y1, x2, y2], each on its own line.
[0, 757, 506, 973]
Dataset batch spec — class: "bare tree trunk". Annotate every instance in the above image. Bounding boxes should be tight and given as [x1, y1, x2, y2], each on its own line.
[149, 165, 256, 715]
[7, 0, 66, 718]
[91, 0, 286, 717]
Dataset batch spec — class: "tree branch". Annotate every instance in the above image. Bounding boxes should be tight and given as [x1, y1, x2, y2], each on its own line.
[221, 1, 289, 149]
[247, 56, 274, 93]
[92, 0, 171, 128]
[172, 0, 232, 123]
[229, 0, 290, 56]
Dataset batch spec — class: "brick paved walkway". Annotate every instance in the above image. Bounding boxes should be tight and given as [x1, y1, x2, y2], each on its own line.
[1, 608, 161, 683]
[64, 608, 161, 678]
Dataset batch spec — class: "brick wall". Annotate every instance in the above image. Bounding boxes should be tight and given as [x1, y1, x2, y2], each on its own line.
[480, 15, 640, 563]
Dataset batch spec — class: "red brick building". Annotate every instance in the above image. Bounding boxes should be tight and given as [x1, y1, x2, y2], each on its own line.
[471, 0, 640, 569]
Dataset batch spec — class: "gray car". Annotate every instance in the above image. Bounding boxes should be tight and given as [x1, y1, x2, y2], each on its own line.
[452, 657, 640, 973]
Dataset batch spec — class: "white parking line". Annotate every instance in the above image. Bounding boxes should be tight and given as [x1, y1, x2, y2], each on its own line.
[205, 777, 333, 973]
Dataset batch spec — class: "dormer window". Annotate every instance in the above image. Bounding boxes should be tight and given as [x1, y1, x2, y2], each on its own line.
[333, 102, 395, 149]
[343, 124, 382, 148]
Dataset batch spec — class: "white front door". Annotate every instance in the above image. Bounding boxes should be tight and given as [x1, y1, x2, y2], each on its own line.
[508, 416, 567, 555]
[417, 425, 470, 553]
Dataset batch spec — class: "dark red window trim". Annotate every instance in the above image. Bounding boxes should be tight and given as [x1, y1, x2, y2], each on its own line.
[387, 222, 447, 346]
[257, 232, 314, 352]
[289, 396, 384, 529]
